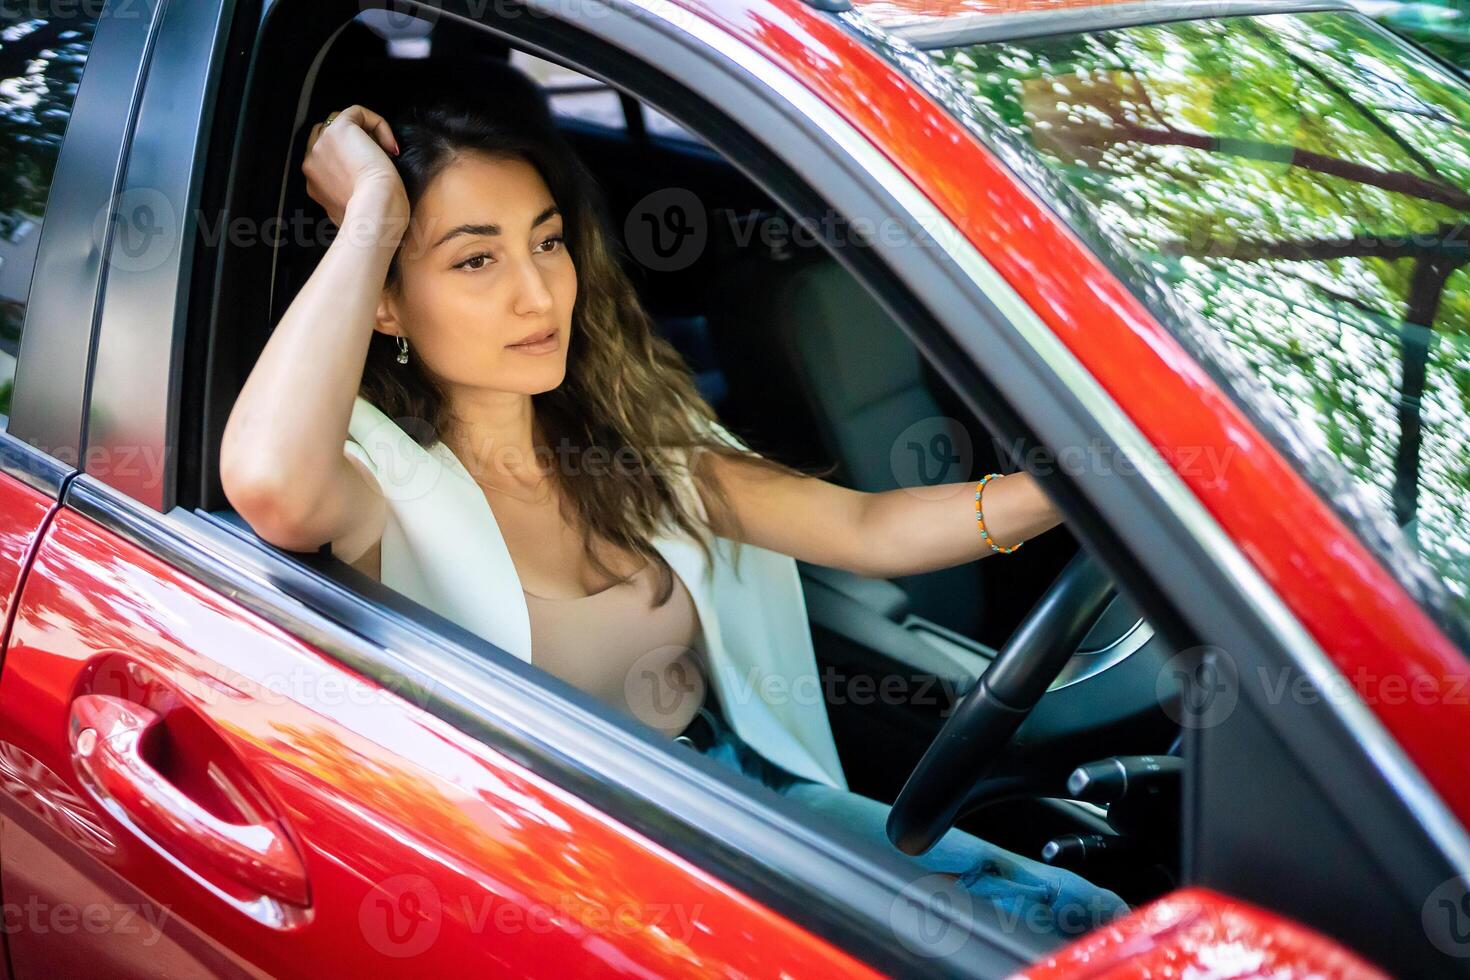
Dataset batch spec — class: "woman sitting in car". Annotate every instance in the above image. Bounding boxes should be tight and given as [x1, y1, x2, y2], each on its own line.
[220, 98, 1127, 938]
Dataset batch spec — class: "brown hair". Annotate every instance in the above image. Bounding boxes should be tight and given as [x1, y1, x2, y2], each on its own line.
[360, 97, 834, 606]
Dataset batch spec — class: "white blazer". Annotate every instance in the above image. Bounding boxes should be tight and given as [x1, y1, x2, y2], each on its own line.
[343, 394, 849, 791]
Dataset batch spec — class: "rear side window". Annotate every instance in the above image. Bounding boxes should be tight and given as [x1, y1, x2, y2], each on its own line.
[931, 11, 1470, 647]
[0, 11, 100, 416]
[509, 49, 627, 131]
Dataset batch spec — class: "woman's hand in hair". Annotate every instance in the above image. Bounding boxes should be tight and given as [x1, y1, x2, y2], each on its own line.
[303, 104, 409, 240]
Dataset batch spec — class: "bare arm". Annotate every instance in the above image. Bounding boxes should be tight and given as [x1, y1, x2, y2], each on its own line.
[219, 106, 408, 560]
[698, 452, 1061, 579]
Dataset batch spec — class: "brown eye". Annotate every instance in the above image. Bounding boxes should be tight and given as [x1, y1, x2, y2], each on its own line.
[456, 252, 492, 271]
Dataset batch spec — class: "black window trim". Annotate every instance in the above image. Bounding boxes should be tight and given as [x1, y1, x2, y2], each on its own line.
[5, 0, 166, 483]
[79, 0, 237, 512]
[69, 0, 1470, 974]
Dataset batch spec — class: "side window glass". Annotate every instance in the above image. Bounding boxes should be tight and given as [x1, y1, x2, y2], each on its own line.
[643, 104, 709, 146]
[508, 49, 627, 131]
[0, 11, 99, 417]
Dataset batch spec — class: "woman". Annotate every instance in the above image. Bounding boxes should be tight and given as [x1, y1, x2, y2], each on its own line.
[220, 98, 1128, 940]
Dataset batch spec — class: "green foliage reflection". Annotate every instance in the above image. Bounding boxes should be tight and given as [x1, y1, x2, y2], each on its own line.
[938, 12, 1470, 627]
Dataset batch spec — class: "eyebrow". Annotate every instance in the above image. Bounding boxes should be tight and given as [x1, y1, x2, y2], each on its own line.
[432, 205, 561, 250]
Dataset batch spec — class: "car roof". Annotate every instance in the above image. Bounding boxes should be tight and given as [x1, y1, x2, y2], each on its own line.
[844, 0, 1358, 46]
[846, 0, 1134, 29]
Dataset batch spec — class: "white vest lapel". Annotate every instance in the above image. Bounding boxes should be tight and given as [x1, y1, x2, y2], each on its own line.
[348, 395, 534, 664]
[347, 395, 848, 791]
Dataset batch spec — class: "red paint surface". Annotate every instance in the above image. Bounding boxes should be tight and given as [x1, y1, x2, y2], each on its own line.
[0, 507, 884, 977]
[1015, 887, 1390, 979]
[0, 471, 56, 653]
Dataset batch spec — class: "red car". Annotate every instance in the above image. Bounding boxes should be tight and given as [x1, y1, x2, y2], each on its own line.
[0, 0, 1462, 975]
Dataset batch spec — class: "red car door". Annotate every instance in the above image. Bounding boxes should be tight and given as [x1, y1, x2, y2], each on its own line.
[0, 500, 878, 977]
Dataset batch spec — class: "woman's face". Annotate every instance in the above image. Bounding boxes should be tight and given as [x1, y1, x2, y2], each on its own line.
[379, 151, 577, 396]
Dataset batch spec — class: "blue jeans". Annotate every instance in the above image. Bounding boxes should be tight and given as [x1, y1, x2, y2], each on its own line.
[683, 697, 1130, 941]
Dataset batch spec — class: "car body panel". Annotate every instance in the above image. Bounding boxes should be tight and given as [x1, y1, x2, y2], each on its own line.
[1016, 887, 1390, 980]
[845, 0, 1140, 29]
[0, 472, 53, 652]
[0, 504, 883, 977]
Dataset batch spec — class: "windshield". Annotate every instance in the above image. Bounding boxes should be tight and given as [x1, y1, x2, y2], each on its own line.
[930, 11, 1470, 645]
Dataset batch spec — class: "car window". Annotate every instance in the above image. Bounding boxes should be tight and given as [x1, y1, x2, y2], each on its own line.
[643, 104, 708, 146]
[932, 11, 1470, 646]
[0, 11, 100, 421]
[508, 50, 627, 131]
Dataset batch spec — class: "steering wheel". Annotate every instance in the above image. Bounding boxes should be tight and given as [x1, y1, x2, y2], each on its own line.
[886, 550, 1116, 855]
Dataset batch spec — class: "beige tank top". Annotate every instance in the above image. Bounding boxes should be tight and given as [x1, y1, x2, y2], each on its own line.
[524, 560, 707, 737]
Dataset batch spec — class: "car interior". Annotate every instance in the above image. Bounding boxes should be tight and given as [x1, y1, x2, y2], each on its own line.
[187, 7, 1183, 914]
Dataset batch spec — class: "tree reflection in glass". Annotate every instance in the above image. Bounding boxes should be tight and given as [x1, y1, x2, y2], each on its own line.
[936, 12, 1470, 636]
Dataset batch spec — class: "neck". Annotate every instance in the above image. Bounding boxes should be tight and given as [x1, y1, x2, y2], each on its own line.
[442, 387, 545, 483]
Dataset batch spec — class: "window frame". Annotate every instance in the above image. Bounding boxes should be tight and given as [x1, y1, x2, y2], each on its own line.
[3, 0, 165, 491]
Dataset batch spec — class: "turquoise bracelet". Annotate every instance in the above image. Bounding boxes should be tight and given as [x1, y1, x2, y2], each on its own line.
[975, 473, 1024, 554]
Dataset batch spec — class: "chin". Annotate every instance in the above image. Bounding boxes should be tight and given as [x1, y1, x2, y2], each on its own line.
[519, 364, 568, 395]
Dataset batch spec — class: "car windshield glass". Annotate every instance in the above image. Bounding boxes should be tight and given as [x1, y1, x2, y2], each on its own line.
[933, 11, 1470, 644]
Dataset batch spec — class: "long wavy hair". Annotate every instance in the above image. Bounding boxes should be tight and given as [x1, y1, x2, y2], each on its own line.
[360, 96, 833, 607]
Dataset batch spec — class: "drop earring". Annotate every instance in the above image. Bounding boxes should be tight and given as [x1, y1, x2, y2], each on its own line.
[396, 335, 409, 365]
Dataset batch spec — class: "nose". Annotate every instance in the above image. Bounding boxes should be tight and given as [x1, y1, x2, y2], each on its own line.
[510, 250, 554, 317]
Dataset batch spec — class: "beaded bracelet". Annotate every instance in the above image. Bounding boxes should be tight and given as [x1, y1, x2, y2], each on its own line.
[975, 472, 1025, 554]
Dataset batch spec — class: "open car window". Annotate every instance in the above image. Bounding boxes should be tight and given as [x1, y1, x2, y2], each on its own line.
[933, 11, 1470, 648]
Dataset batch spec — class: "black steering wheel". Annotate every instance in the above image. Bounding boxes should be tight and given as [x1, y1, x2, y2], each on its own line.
[886, 550, 1116, 855]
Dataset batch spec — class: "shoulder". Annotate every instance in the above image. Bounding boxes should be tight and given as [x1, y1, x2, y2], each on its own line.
[686, 410, 752, 470]
[675, 409, 758, 528]
[343, 395, 386, 473]
[342, 396, 440, 495]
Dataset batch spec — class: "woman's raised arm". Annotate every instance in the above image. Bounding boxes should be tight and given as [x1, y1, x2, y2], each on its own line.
[219, 105, 408, 561]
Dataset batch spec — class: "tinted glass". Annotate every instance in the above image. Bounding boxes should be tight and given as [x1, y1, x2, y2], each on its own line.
[935, 12, 1470, 641]
[0, 11, 99, 417]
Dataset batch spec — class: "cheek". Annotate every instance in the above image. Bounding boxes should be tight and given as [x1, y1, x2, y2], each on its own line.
[556, 259, 578, 312]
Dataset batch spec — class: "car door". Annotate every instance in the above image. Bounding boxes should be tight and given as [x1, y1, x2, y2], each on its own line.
[1, 497, 894, 977]
[0, 1, 905, 976]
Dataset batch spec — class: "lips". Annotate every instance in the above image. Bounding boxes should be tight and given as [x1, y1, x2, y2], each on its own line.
[507, 327, 556, 347]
